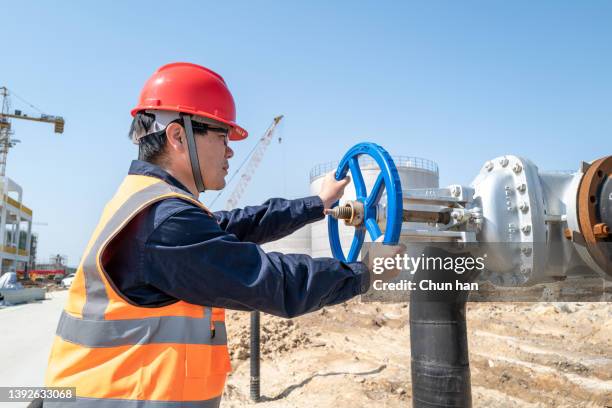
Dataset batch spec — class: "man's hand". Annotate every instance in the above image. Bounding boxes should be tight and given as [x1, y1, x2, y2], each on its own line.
[318, 171, 351, 210]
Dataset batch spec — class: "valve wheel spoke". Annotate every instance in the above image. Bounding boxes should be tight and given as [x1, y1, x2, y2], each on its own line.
[348, 228, 366, 261]
[365, 172, 386, 208]
[365, 218, 382, 241]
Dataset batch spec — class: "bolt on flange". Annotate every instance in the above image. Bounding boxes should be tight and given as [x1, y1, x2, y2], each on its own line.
[593, 223, 609, 239]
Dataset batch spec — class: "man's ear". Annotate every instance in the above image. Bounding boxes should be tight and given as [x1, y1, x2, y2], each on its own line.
[165, 122, 185, 151]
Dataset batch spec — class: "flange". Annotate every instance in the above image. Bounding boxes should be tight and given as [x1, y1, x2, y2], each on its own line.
[576, 155, 612, 278]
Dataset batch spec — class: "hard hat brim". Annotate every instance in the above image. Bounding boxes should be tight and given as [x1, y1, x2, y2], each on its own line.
[131, 105, 248, 141]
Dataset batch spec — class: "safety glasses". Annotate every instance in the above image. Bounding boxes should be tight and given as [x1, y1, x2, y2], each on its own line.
[191, 122, 229, 138]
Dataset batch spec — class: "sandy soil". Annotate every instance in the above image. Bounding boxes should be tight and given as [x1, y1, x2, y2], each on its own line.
[221, 301, 612, 408]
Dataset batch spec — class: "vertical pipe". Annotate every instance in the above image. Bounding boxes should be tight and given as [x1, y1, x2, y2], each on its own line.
[410, 299, 471, 407]
[409, 247, 475, 408]
[250, 310, 261, 402]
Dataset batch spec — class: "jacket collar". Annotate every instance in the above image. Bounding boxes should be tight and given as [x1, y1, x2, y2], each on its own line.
[128, 160, 195, 198]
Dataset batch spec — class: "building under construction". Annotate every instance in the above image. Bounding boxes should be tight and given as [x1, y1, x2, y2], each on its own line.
[0, 177, 33, 273]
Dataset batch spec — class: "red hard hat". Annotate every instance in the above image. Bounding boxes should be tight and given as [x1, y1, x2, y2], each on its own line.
[131, 62, 248, 141]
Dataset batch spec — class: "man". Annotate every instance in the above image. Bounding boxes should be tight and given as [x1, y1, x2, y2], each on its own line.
[43, 62, 370, 407]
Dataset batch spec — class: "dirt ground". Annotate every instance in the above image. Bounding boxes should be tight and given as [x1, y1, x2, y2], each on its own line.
[222, 300, 611, 408]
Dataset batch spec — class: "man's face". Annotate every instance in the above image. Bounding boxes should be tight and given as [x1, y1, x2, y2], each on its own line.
[196, 127, 234, 190]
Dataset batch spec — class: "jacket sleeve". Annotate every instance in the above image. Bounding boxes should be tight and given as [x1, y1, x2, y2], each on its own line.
[212, 196, 324, 244]
[143, 206, 370, 318]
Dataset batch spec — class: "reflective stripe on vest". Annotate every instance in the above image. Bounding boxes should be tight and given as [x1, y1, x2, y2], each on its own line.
[55, 309, 228, 347]
[45, 175, 230, 404]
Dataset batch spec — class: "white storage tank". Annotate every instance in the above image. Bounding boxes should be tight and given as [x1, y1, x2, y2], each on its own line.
[309, 156, 439, 258]
[260, 223, 312, 256]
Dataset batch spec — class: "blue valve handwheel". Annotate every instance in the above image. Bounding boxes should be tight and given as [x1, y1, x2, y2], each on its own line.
[327, 142, 403, 262]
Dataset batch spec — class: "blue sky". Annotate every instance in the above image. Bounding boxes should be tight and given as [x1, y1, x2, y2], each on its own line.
[1, 1, 611, 266]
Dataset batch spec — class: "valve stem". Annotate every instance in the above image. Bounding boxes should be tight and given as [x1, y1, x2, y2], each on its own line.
[328, 205, 353, 220]
[327, 201, 364, 226]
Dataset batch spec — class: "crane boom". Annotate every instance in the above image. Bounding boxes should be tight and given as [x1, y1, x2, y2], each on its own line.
[0, 86, 65, 176]
[225, 115, 283, 210]
[0, 113, 65, 133]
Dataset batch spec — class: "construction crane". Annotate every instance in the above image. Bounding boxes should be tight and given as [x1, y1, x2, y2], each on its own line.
[223, 115, 284, 210]
[0, 86, 65, 177]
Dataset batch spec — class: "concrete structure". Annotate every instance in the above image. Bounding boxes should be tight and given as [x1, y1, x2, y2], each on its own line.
[0, 287, 45, 304]
[0, 177, 33, 274]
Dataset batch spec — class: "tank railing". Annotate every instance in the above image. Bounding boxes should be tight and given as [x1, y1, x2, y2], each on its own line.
[309, 156, 439, 182]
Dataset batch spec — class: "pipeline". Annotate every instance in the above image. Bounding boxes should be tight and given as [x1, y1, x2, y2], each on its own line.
[409, 247, 476, 408]
[250, 311, 261, 402]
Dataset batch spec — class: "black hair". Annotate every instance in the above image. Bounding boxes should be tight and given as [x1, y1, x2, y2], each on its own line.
[128, 112, 168, 165]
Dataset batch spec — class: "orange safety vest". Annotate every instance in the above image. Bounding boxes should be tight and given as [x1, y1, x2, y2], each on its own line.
[45, 175, 231, 407]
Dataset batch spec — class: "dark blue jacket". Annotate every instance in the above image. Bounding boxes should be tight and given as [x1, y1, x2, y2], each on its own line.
[103, 161, 370, 318]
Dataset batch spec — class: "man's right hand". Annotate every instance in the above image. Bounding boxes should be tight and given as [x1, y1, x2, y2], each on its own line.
[318, 171, 351, 210]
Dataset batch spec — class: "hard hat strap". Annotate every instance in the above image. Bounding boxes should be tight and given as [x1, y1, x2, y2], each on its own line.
[181, 114, 206, 193]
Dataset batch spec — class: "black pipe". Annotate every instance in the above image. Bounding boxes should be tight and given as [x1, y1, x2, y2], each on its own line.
[250, 310, 261, 402]
[409, 247, 476, 408]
